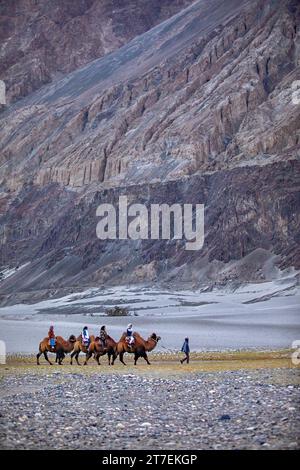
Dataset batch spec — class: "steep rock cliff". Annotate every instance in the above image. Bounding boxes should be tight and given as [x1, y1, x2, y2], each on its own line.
[0, 0, 299, 304]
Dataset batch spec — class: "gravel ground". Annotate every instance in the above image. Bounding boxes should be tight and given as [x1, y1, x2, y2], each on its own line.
[0, 368, 299, 450]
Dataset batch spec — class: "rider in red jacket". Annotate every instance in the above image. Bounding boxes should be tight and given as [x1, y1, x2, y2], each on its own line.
[48, 325, 56, 348]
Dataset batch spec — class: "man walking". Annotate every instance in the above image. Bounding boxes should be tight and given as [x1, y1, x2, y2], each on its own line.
[180, 337, 190, 364]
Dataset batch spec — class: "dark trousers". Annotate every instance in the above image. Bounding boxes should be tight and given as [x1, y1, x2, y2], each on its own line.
[181, 353, 190, 364]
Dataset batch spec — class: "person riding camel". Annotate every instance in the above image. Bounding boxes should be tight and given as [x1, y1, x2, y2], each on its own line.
[48, 325, 56, 349]
[82, 326, 90, 347]
[126, 323, 134, 348]
[99, 325, 108, 348]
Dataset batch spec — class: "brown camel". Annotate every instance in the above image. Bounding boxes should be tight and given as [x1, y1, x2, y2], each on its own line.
[70, 335, 95, 365]
[84, 335, 118, 365]
[112, 332, 161, 365]
[36, 335, 76, 365]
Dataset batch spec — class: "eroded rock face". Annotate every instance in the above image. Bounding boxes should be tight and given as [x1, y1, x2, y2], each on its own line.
[0, 0, 299, 302]
[0, 160, 299, 304]
[0, 0, 299, 192]
[0, 0, 193, 103]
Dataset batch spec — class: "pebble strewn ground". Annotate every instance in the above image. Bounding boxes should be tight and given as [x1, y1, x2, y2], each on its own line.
[0, 368, 299, 450]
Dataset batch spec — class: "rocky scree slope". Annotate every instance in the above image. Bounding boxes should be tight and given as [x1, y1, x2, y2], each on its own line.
[0, 0, 299, 303]
[0, 0, 194, 103]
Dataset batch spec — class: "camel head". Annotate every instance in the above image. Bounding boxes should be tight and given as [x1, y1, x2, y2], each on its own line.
[69, 335, 77, 343]
[149, 333, 161, 343]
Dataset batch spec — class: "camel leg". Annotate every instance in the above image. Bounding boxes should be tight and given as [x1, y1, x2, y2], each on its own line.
[134, 353, 139, 365]
[110, 349, 117, 365]
[70, 351, 76, 365]
[119, 352, 126, 366]
[94, 354, 101, 366]
[75, 352, 81, 366]
[44, 351, 53, 365]
[55, 352, 62, 363]
[109, 350, 117, 365]
[58, 351, 65, 365]
[143, 352, 151, 365]
[94, 353, 101, 365]
[112, 351, 117, 365]
[36, 352, 41, 365]
[84, 351, 92, 365]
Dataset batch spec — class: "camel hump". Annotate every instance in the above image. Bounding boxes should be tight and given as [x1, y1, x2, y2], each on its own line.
[73, 340, 81, 351]
[39, 338, 48, 351]
[55, 336, 67, 349]
[133, 332, 144, 341]
[119, 332, 127, 342]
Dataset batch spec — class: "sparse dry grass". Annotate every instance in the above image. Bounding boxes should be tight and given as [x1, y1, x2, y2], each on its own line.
[0, 349, 298, 382]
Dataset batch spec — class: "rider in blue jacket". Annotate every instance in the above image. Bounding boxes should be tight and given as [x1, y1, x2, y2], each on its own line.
[82, 326, 90, 347]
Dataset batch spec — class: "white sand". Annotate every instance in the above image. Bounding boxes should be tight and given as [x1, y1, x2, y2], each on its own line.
[0, 274, 299, 353]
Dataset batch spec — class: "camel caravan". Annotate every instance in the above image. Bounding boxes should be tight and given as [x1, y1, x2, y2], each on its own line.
[36, 323, 161, 366]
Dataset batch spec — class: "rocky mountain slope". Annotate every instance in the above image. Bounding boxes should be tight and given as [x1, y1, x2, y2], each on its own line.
[0, 0, 193, 103]
[0, 0, 299, 305]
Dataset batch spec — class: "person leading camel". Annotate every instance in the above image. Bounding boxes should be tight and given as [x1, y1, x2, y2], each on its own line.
[180, 337, 190, 364]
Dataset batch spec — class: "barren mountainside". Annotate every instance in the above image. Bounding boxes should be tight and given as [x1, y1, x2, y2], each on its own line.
[0, 0, 194, 103]
[0, 0, 299, 305]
